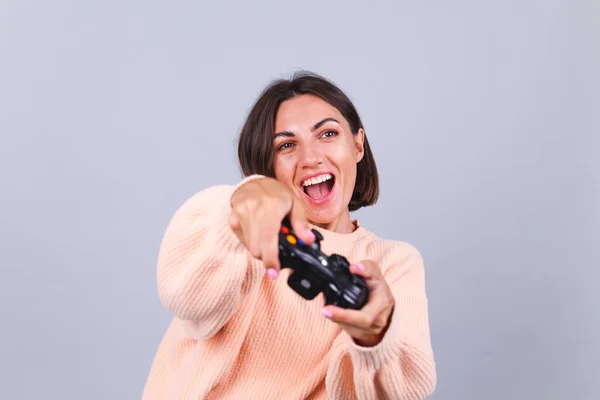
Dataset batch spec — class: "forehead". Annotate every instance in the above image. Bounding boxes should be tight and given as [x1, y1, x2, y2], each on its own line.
[275, 94, 344, 131]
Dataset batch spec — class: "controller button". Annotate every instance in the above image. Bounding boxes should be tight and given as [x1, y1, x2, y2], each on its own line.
[297, 238, 304, 246]
[281, 226, 289, 234]
[286, 235, 297, 244]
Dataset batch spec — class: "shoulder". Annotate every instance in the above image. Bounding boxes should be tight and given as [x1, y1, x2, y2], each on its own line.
[177, 184, 235, 212]
[165, 184, 236, 229]
[359, 230, 425, 284]
[359, 227, 423, 266]
[174, 174, 266, 219]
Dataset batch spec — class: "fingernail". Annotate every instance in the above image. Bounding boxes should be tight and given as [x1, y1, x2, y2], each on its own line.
[267, 268, 279, 280]
[320, 308, 332, 318]
[355, 263, 366, 271]
[305, 229, 316, 239]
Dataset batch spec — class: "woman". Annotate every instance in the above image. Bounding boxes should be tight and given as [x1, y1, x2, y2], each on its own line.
[142, 72, 437, 399]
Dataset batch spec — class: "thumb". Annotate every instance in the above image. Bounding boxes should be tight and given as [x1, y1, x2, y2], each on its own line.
[288, 198, 316, 245]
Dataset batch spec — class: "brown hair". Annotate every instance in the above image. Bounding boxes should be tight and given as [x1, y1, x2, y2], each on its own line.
[237, 71, 379, 212]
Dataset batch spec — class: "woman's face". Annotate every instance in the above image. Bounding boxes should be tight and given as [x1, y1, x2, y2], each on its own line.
[273, 94, 365, 230]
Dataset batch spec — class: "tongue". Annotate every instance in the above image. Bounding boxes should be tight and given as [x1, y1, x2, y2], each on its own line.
[306, 181, 331, 200]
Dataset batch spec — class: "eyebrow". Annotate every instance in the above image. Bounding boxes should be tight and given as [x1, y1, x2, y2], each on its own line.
[274, 117, 340, 139]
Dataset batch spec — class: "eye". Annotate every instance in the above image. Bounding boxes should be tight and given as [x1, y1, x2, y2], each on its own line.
[322, 130, 338, 138]
[276, 142, 295, 152]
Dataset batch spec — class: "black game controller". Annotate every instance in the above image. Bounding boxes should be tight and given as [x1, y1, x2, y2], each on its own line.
[278, 217, 369, 310]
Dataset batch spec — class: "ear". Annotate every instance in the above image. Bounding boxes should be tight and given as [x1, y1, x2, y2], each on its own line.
[354, 128, 365, 163]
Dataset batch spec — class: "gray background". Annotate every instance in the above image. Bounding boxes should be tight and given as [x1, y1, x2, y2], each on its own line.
[1, 0, 598, 399]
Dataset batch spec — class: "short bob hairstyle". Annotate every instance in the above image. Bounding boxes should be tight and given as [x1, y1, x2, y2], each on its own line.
[237, 71, 379, 212]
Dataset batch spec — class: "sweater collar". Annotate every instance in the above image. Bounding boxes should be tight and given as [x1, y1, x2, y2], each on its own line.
[309, 219, 374, 251]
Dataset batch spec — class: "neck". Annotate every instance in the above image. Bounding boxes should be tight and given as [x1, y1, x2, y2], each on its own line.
[310, 211, 355, 234]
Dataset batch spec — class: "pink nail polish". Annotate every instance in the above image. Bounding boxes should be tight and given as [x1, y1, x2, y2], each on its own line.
[267, 269, 279, 280]
[320, 308, 333, 318]
[355, 263, 366, 271]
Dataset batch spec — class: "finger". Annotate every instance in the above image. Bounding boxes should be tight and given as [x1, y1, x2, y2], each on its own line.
[332, 321, 364, 340]
[288, 199, 315, 244]
[244, 205, 265, 259]
[260, 217, 282, 274]
[336, 322, 386, 347]
[348, 260, 380, 280]
[353, 294, 391, 329]
[322, 292, 390, 329]
[321, 306, 373, 329]
[228, 212, 243, 242]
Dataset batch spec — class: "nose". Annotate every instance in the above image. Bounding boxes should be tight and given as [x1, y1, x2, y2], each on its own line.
[297, 143, 324, 169]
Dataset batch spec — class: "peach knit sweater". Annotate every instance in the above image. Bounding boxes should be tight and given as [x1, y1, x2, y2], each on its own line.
[142, 176, 437, 399]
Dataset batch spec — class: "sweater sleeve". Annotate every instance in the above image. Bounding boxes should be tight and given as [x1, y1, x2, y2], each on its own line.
[156, 175, 264, 339]
[325, 243, 437, 400]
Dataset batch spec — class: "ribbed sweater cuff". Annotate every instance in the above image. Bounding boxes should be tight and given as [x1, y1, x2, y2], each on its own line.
[347, 295, 428, 371]
[230, 174, 266, 206]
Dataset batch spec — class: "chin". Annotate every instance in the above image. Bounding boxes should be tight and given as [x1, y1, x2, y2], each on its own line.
[307, 210, 337, 225]
[304, 201, 346, 227]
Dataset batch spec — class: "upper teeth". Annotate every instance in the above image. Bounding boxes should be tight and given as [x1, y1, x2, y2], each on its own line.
[302, 173, 332, 186]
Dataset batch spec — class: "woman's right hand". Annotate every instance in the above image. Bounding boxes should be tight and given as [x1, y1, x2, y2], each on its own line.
[229, 177, 317, 278]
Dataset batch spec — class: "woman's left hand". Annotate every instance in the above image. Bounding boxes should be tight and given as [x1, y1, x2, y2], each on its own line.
[320, 260, 395, 347]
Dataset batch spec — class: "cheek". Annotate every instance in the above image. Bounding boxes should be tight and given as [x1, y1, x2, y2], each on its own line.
[274, 155, 296, 183]
[342, 163, 358, 192]
[333, 141, 359, 190]
[332, 140, 359, 173]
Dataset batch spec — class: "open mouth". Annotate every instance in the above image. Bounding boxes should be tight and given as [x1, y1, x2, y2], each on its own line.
[301, 173, 335, 201]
